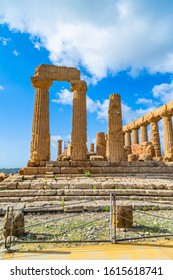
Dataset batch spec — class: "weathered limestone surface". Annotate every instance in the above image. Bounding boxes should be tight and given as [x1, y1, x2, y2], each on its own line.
[116, 205, 133, 228]
[149, 117, 162, 158]
[107, 94, 124, 162]
[96, 132, 106, 158]
[29, 77, 52, 163]
[3, 209, 24, 237]
[35, 64, 80, 81]
[140, 124, 148, 143]
[162, 112, 173, 160]
[71, 80, 87, 160]
[132, 142, 155, 159]
[131, 128, 139, 144]
[57, 139, 63, 159]
[90, 143, 94, 153]
[124, 131, 131, 146]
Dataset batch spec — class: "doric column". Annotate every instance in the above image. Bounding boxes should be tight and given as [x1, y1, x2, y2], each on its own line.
[107, 94, 124, 161]
[140, 123, 148, 143]
[30, 77, 52, 163]
[131, 127, 139, 144]
[71, 80, 87, 160]
[96, 132, 106, 157]
[148, 116, 161, 158]
[57, 139, 63, 159]
[162, 112, 173, 159]
[124, 130, 131, 146]
[90, 143, 94, 153]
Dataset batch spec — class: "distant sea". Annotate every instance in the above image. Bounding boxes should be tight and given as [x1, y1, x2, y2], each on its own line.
[0, 168, 20, 174]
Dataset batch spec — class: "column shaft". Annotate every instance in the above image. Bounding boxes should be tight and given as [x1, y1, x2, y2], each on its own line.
[71, 80, 87, 160]
[131, 128, 139, 144]
[140, 125, 148, 143]
[96, 132, 106, 157]
[125, 131, 131, 146]
[90, 143, 94, 153]
[107, 94, 124, 161]
[162, 114, 173, 159]
[150, 120, 161, 157]
[58, 140, 63, 158]
[30, 77, 52, 163]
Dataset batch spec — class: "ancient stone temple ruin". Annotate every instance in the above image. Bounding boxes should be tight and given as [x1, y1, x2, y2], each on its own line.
[21, 64, 173, 176]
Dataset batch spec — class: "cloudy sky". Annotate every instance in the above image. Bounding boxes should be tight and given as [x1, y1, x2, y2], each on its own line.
[0, 0, 173, 167]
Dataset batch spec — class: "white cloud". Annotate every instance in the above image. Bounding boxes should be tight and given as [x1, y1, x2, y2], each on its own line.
[52, 89, 72, 105]
[12, 49, 20, 56]
[1, 0, 173, 82]
[136, 98, 153, 105]
[0, 36, 10, 46]
[152, 80, 173, 103]
[0, 85, 4, 90]
[52, 87, 157, 124]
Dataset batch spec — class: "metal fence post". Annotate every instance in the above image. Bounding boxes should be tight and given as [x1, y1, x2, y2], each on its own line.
[4, 206, 9, 249]
[113, 193, 116, 243]
[110, 193, 112, 243]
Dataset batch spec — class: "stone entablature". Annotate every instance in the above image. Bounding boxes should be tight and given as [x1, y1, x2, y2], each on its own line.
[34, 64, 80, 81]
[123, 101, 173, 131]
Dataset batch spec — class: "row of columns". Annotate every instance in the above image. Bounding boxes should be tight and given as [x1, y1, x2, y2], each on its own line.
[124, 113, 173, 159]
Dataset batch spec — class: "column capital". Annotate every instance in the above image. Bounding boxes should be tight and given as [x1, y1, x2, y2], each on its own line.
[160, 111, 172, 118]
[148, 115, 161, 123]
[58, 139, 63, 143]
[70, 80, 87, 92]
[31, 76, 53, 89]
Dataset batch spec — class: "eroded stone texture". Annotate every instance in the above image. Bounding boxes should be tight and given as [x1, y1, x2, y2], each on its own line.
[108, 94, 124, 162]
[149, 117, 161, 158]
[71, 80, 87, 160]
[57, 139, 63, 159]
[4, 209, 25, 237]
[29, 77, 53, 163]
[162, 112, 173, 160]
[116, 205, 133, 228]
[35, 64, 80, 81]
[140, 123, 148, 143]
[132, 142, 155, 159]
[124, 131, 131, 146]
[131, 128, 139, 144]
[96, 132, 106, 158]
[90, 143, 94, 153]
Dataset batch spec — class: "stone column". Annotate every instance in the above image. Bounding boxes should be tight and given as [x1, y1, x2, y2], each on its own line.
[96, 132, 106, 157]
[149, 117, 161, 158]
[30, 77, 52, 163]
[71, 80, 87, 160]
[90, 143, 94, 153]
[57, 139, 63, 159]
[131, 128, 139, 144]
[124, 130, 131, 146]
[162, 112, 173, 159]
[140, 123, 148, 143]
[107, 94, 124, 161]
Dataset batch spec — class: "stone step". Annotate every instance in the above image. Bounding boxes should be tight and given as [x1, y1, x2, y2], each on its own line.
[1, 181, 173, 190]
[0, 199, 173, 215]
[22, 166, 173, 176]
[0, 188, 173, 198]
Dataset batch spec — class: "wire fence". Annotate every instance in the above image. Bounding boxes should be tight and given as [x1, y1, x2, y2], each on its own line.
[0, 192, 173, 250]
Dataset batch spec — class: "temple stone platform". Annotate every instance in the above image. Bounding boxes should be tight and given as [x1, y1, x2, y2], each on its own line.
[22, 160, 173, 175]
[0, 169, 173, 214]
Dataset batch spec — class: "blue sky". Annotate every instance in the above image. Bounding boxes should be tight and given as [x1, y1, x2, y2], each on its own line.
[0, 0, 173, 167]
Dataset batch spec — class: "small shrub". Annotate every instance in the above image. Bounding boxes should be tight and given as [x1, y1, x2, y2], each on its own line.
[61, 197, 65, 207]
[85, 171, 91, 177]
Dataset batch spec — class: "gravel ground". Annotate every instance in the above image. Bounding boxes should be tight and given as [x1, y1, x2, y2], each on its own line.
[0, 210, 173, 251]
